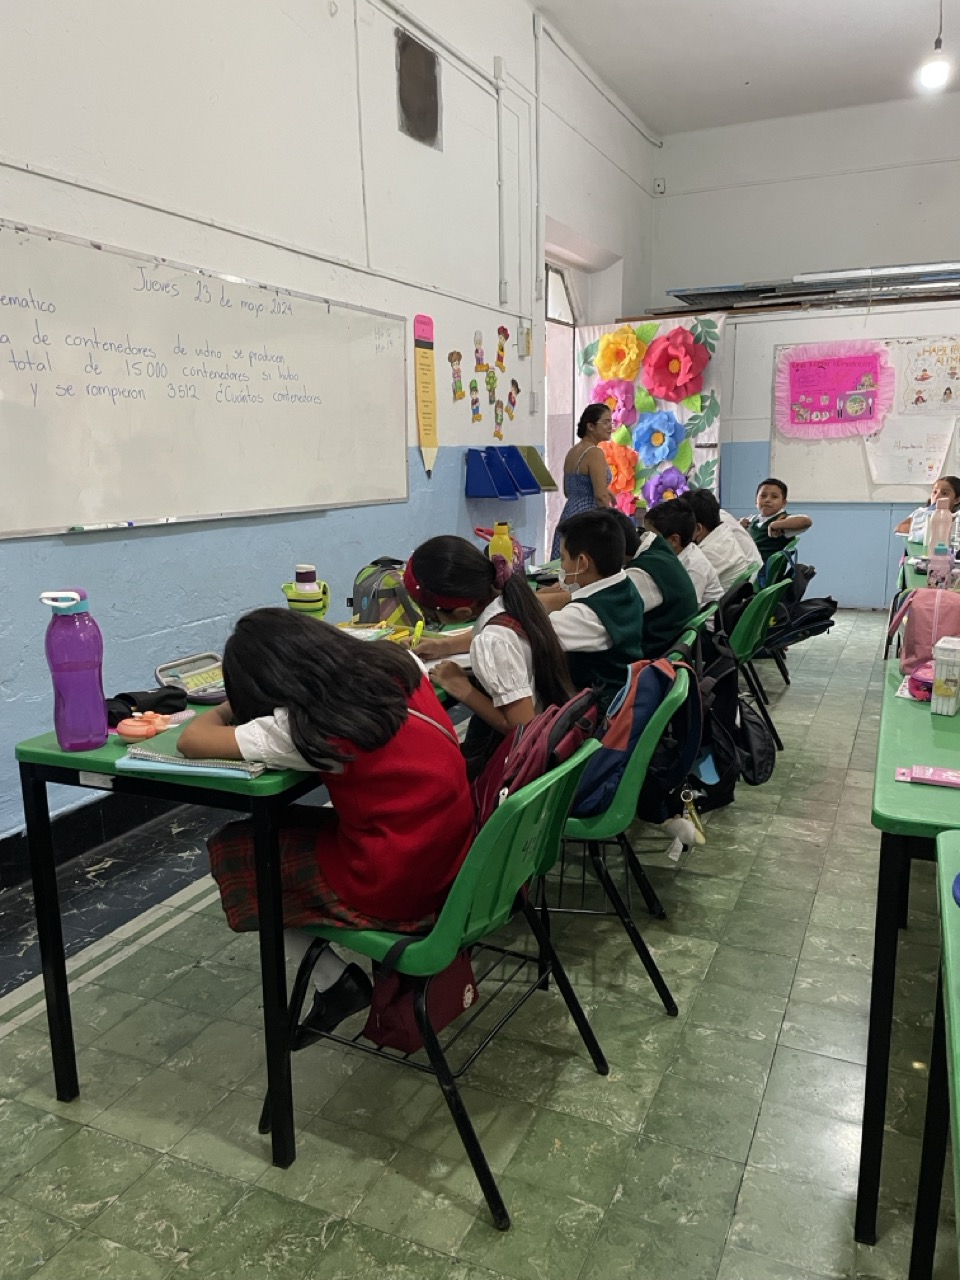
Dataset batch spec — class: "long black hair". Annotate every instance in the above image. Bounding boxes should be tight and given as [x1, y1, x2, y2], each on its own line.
[223, 608, 420, 766]
[409, 536, 572, 708]
[577, 403, 609, 438]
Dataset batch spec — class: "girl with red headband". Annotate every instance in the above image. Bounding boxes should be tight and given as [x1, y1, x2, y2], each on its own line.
[405, 537, 572, 774]
[180, 608, 473, 1044]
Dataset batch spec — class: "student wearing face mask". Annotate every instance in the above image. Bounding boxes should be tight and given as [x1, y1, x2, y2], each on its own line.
[537, 509, 646, 712]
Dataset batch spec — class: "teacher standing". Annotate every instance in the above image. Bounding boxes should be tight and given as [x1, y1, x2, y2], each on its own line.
[550, 404, 615, 559]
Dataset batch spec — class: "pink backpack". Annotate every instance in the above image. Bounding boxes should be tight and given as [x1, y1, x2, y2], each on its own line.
[888, 588, 960, 673]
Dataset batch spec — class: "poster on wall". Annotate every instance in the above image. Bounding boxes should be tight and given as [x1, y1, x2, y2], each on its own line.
[574, 313, 724, 514]
[893, 336, 960, 414]
[863, 416, 955, 486]
[774, 340, 895, 439]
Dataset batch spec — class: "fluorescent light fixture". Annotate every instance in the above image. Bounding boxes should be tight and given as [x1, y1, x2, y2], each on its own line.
[795, 263, 960, 284]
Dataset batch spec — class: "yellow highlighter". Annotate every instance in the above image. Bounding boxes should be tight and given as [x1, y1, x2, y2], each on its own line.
[412, 620, 424, 648]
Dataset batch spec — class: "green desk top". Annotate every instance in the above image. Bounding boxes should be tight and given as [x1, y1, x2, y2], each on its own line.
[937, 835, 960, 1230]
[873, 664, 960, 837]
[15, 715, 309, 797]
[903, 540, 928, 592]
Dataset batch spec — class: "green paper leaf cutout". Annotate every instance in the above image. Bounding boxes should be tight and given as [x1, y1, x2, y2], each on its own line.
[612, 425, 632, 446]
[690, 317, 719, 355]
[681, 394, 701, 414]
[634, 322, 660, 346]
[692, 458, 718, 490]
[577, 339, 600, 375]
[634, 386, 656, 414]
[673, 438, 694, 474]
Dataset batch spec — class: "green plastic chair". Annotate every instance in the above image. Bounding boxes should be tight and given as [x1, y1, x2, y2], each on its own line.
[264, 740, 606, 1232]
[552, 667, 693, 1017]
[666, 603, 718, 674]
[758, 538, 800, 686]
[720, 579, 792, 750]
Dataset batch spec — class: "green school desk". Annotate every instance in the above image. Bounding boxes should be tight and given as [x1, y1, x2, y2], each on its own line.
[902, 540, 928, 593]
[905, 835, 960, 1280]
[855, 666, 960, 1243]
[15, 720, 320, 1169]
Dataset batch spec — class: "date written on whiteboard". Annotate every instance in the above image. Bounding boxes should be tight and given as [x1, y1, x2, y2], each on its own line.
[189, 277, 293, 318]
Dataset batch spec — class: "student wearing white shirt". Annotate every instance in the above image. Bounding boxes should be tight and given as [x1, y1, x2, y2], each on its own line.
[406, 535, 572, 772]
[644, 497, 724, 606]
[537, 509, 646, 711]
[687, 488, 762, 590]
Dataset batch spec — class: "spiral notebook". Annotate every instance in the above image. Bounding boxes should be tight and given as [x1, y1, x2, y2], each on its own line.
[116, 747, 267, 779]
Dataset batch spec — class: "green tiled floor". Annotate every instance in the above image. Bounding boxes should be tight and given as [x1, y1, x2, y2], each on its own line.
[0, 611, 956, 1278]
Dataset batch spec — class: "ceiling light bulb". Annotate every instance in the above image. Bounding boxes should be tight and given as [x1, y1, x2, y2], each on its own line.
[919, 36, 952, 90]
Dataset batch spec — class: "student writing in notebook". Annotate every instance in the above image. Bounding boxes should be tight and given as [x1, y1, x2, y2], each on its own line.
[405, 536, 572, 775]
[179, 609, 473, 1044]
[609, 508, 698, 658]
[644, 497, 724, 607]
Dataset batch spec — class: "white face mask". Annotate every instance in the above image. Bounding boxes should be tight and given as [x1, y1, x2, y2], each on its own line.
[557, 562, 581, 589]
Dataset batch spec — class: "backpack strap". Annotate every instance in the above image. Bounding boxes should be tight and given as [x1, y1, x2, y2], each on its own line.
[407, 707, 461, 748]
[888, 589, 916, 637]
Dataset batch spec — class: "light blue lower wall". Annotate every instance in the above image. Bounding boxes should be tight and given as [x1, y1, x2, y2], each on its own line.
[720, 440, 913, 611]
[0, 446, 544, 837]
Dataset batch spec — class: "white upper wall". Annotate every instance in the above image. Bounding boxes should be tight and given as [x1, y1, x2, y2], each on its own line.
[650, 92, 960, 307]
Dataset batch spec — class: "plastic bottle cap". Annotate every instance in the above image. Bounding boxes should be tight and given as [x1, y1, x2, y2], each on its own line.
[935, 544, 951, 555]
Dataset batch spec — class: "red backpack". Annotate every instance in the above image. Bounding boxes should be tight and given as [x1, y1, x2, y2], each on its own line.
[472, 687, 601, 828]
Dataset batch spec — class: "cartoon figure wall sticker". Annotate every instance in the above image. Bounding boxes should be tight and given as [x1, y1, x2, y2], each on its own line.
[469, 378, 482, 422]
[496, 326, 509, 372]
[474, 330, 488, 372]
[494, 400, 504, 440]
[447, 351, 465, 402]
[485, 368, 498, 404]
[505, 378, 520, 421]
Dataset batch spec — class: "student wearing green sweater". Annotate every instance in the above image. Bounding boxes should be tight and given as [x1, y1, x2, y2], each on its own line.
[608, 509, 698, 658]
[537, 509, 645, 711]
[740, 477, 812, 561]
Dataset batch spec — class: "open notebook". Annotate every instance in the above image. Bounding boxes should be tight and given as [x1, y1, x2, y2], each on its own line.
[115, 747, 267, 779]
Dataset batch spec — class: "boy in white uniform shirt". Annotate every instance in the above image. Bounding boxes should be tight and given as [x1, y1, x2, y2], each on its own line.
[686, 489, 762, 590]
[644, 497, 724, 606]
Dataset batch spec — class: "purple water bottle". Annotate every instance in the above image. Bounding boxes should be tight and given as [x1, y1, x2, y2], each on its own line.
[40, 590, 108, 751]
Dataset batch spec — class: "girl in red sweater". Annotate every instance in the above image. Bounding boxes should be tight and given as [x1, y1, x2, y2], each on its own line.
[180, 608, 474, 1043]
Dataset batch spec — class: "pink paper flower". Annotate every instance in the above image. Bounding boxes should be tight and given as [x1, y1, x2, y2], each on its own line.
[615, 491, 638, 516]
[642, 327, 710, 403]
[592, 379, 638, 428]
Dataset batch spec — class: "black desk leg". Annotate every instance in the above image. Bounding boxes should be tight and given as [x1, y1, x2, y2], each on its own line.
[20, 764, 78, 1102]
[856, 832, 906, 1244]
[909, 971, 948, 1280]
[252, 804, 295, 1168]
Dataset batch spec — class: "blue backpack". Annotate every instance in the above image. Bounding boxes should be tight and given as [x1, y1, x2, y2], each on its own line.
[571, 658, 701, 821]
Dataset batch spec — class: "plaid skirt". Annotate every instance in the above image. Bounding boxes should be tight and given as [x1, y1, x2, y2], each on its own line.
[208, 806, 434, 935]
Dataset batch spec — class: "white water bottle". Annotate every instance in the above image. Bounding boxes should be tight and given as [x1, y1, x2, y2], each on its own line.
[928, 543, 955, 590]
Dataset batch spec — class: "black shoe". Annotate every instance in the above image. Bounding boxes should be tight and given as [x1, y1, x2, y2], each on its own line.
[293, 963, 373, 1050]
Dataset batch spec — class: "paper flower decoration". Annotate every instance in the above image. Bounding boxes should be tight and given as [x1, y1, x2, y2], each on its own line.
[596, 326, 645, 382]
[633, 411, 682, 467]
[642, 466, 690, 508]
[642, 327, 710, 403]
[592, 378, 637, 429]
[599, 440, 639, 495]
[616, 491, 638, 516]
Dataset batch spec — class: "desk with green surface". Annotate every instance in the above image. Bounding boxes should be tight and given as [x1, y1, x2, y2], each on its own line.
[15, 718, 320, 1170]
[901, 539, 928, 592]
[856, 665, 960, 1245]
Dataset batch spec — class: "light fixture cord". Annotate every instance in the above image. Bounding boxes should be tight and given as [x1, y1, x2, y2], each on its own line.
[938, 0, 944, 43]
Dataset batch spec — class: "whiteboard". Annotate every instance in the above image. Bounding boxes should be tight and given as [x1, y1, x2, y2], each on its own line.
[769, 335, 960, 503]
[0, 221, 408, 536]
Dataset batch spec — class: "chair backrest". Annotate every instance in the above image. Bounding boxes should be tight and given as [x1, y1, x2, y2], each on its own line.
[565, 667, 690, 838]
[398, 740, 600, 976]
[666, 604, 717, 673]
[761, 551, 789, 586]
[727, 580, 792, 664]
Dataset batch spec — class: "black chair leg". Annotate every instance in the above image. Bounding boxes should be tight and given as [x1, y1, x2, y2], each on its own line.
[259, 937, 328, 1135]
[742, 664, 784, 751]
[745, 660, 770, 705]
[617, 833, 667, 920]
[771, 649, 791, 685]
[536, 881, 551, 991]
[520, 897, 608, 1076]
[587, 842, 678, 1016]
[413, 980, 511, 1231]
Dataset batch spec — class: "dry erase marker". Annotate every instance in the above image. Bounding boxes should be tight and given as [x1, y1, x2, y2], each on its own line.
[68, 522, 134, 532]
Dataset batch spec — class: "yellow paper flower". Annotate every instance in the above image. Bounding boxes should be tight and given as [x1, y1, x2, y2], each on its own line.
[595, 325, 646, 382]
[599, 440, 639, 495]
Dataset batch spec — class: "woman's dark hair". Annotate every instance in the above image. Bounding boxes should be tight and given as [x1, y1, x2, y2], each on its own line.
[757, 477, 788, 500]
[607, 508, 641, 558]
[223, 608, 420, 767]
[409, 536, 572, 708]
[577, 403, 609, 439]
[645, 497, 697, 548]
[557, 509, 625, 577]
[685, 488, 721, 532]
[937, 476, 960, 508]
